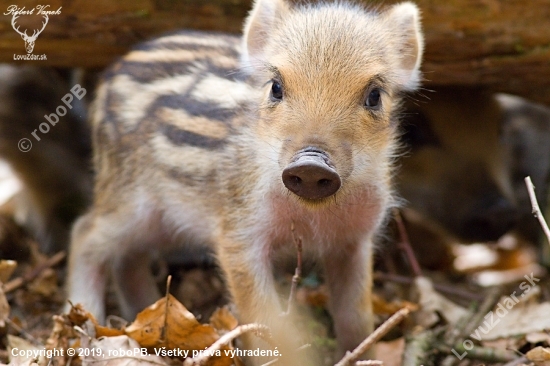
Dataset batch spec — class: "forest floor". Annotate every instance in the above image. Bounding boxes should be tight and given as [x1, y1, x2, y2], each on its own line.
[1, 163, 550, 366]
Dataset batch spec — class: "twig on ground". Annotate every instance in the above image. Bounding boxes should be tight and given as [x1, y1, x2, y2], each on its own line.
[334, 307, 412, 366]
[355, 361, 384, 365]
[6, 317, 42, 346]
[442, 301, 477, 348]
[525, 176, 550, 247]
[461, 286, 502, 336]
[283, 222, 303, 316]
[3, 251, 65, 293]
[373, 272, 483, 302]
[393, 209, 422, 277]
[502, 356, 528, 366]
[183, 323, 272, 366]
[438, 344, 516, 363]
[161, 275, 172, 342]
[259, 343, 313, 365]
[440, 286, 503, 366]
[260, 359, 279, 366]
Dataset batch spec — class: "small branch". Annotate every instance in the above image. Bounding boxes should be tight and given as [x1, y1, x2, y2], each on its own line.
[441, 286, 503, 366]
[334, 307, 412, 366]
[91, 356, 167, 365]
[373, 272, 483, 302]
[183, 323, 272, 366]
[161, 275, 172, 342]
[260, 359, 279, 366]
[283, 222, 303, 316]
[463, 286, 504, 334]
[6, 318, 42, 346]
[502, 356, 528, 366]
[525, 176, 550, 248]
[355, 361, 384, 365]
[442, 302, 477, 350]
[438, 344, 516, 363]
[393, 209, 422, 277]
[3, 251, 66, 293]
[259, 343, 312, 365]
[165, 275, 172, 299]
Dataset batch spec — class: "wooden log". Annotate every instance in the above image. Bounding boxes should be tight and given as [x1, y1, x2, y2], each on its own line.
[0, 0, 549, 105]
[413, 0, 550, 106]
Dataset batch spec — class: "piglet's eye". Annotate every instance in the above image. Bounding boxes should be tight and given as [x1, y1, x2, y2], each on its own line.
[365, 88, 381, 109]
[270, 80, 283, 101]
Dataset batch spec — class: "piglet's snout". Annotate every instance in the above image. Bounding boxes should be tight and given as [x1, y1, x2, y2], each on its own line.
[282, 147, 341, 200]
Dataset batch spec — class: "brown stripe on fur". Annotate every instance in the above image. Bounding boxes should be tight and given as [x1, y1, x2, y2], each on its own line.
[159, 123, 226, 149]
[157, 107, 229, 140]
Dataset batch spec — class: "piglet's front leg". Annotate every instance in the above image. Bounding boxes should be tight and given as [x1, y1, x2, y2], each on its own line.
[323, 237, 375, 360]
[216, 236, 315, 366]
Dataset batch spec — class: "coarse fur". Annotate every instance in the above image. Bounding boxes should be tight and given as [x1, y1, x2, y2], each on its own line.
[66, 0, 423, 364]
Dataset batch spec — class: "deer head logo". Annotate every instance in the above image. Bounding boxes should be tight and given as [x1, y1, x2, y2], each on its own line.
[11, 14, 48, 54]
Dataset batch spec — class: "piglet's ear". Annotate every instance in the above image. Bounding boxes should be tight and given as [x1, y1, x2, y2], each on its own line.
[241, 0, 290, 69]
[384, 2, 424, 90]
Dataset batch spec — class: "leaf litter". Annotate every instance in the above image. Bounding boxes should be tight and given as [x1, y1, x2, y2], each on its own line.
[1, 190, 550, 365]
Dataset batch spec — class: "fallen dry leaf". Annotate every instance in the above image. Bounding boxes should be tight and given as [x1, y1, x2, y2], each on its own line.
[44, 314, 87, 366]
[526, 346, 550, 365]
[96, 323, 126, 338]
[372, 293, 418, 315]
[526, 332, 550, 345]
[7, 335, 42, 364]
[66, 302, 125, 338]
[413, 276, 468, 327]
[0, 259, 16, 283]
[125, 294, 219, 349]
[474, 263, 546, 287]
[45, 315, 72, 353]
[209, 307, 238, 334]
[67, 303, 92, 326]
[125, 294, 233, 365]
[483, 302, 550, 340]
